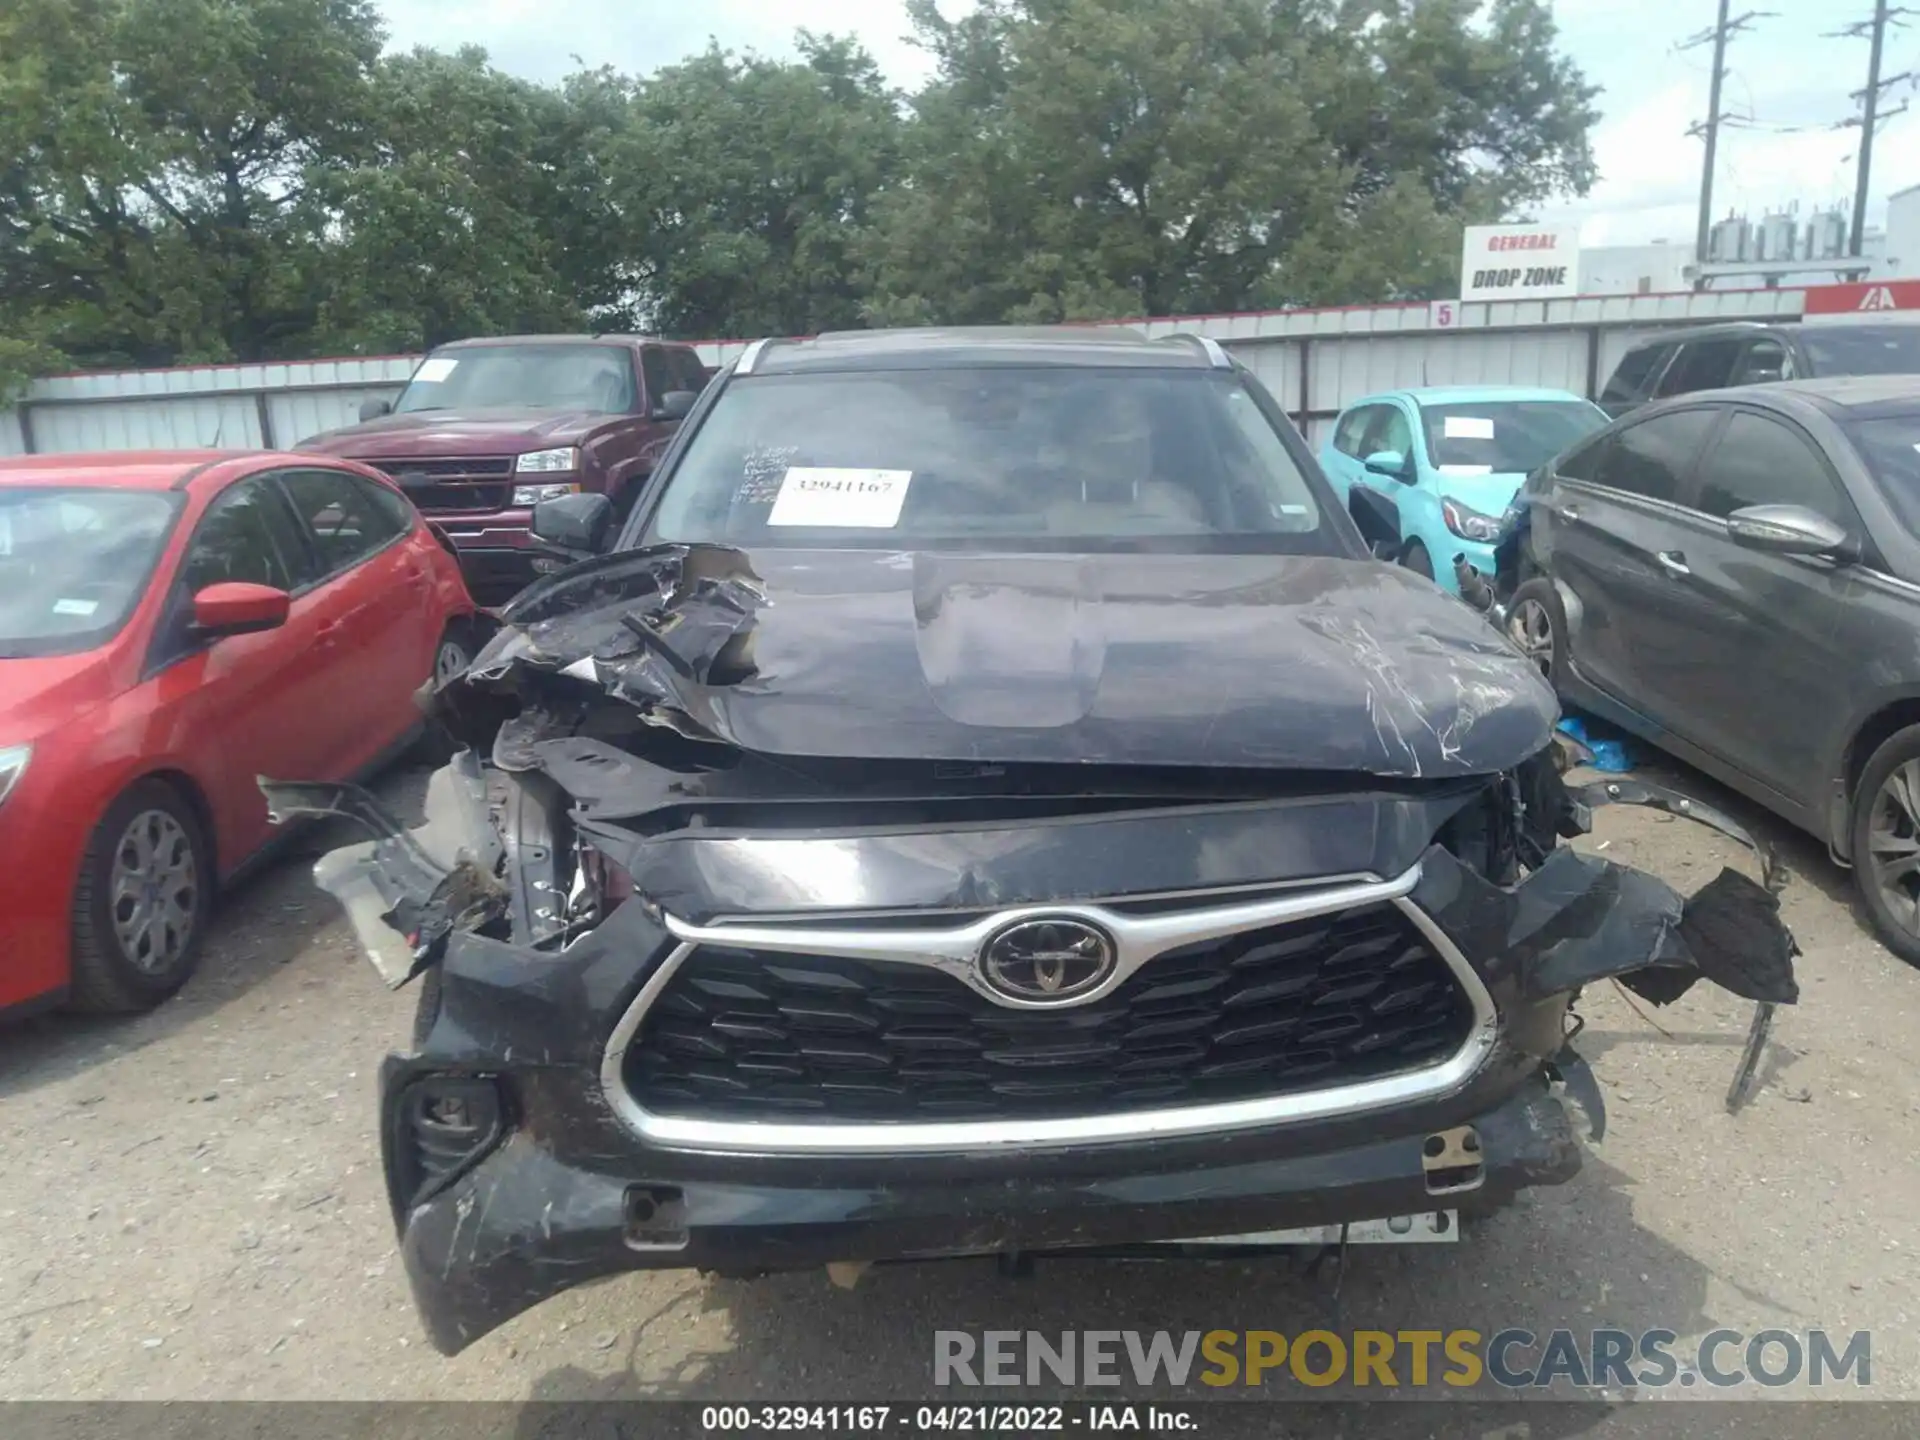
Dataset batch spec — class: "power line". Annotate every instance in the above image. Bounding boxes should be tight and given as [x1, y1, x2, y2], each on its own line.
[1831, 0, 1915, 254]
[1683, 4, 1773, 284]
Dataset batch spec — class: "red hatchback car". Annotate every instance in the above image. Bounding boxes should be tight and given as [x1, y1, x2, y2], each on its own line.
[0, 450, 479, 1018]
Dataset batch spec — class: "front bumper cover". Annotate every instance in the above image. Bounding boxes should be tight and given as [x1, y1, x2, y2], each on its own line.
[263, 751, 1800, 1357]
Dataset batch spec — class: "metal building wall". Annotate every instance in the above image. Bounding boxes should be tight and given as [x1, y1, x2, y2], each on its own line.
[1, 290, 1807, 458]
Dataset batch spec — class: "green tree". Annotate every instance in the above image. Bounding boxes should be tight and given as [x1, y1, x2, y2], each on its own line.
[0, 0, 384, 370]
[615, 35, 903, 338]
[866, 0, 1599, 324]
[312, 48, 635, 352]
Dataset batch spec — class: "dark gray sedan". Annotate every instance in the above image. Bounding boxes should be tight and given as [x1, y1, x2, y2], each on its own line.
[1500, 376, 1920, 964]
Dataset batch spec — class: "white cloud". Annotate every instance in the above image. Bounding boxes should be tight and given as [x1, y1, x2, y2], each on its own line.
[376, 0, 938, 88]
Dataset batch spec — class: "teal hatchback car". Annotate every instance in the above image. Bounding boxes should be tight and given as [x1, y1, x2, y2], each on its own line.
[1319, 386, 1607, 593]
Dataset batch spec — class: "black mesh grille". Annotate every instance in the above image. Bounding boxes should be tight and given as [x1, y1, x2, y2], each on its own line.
[626, 904, 1476, 1123]
[365, 456, 516, 513]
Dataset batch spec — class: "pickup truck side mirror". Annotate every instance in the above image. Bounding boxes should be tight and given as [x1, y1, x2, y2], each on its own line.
[532, 492, 615, 555]
[651, 390, 698, 422]
[359, 396, 394, 422]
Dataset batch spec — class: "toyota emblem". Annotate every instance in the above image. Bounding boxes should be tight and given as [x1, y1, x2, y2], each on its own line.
[978, 917, 1116, 1004]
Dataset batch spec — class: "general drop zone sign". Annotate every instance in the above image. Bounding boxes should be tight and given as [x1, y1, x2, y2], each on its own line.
[1459, 224, 1582, 303]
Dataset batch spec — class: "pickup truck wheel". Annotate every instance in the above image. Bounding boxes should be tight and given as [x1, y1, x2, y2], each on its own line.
[1504, 578, 1567, 689]
[68, 780, 213, 1012]
[1850, 723, 1920, 968]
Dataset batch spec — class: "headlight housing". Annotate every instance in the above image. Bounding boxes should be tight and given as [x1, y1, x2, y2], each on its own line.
[0, 744, 31, 808]
[514, 447, 579, 475]
[511, 481, 580, 506]
[1442, 497, 1503, 543]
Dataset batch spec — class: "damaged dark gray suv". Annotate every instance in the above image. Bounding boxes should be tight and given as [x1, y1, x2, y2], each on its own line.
[266, 327, 1800, 1355]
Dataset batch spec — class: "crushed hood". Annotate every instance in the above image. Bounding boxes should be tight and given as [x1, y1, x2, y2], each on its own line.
[460, 543, 1558, 779]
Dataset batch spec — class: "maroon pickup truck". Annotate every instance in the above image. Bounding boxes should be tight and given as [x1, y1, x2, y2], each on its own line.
[297, 334, 710, 604]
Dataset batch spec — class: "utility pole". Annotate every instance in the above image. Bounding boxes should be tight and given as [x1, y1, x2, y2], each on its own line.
[1833, 1, 1914, 256]
[1683, 4, 1770, 288]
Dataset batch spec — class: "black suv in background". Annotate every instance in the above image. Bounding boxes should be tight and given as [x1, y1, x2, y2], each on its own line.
[267, 326, 1798, 1354]
[1600, 321, 1920, 417]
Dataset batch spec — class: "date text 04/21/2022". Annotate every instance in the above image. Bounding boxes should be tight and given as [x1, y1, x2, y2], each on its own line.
[698, 1405, 1197, 1432]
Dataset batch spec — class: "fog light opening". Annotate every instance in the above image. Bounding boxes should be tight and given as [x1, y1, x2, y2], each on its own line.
[1421, 1124, 1486, 1196]
[625, 1185, 689, 1251]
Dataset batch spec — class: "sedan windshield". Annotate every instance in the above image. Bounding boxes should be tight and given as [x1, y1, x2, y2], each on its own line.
[394, 344, 637, 414]
[0, 487, 180, 658]
[648, 368, 1338, 554]
[1849, 413, 1920, 533]
[1801, 326, 1920, 378]
[1420, 400, 1609, 474]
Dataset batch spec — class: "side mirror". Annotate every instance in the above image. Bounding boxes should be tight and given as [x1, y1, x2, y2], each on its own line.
[191, 582, 290, 638]
[359, 396, 394, 422]
[532, 491, 615, 554]
[651, 390, 698, 422]
[1364, 450, 1411, 481]
[1726, 504, 1856, 560]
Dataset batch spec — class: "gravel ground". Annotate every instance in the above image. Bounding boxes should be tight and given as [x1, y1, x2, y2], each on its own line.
[3, 752, 1918, 1411]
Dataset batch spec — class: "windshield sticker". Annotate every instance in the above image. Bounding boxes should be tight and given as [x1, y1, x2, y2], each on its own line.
[1443, 416, 1496, 440]
[769, 467, 913, 528]
[1438, 464, 1495, 476]
[413, 357, 457, 383]
[52, 597, 100, 617]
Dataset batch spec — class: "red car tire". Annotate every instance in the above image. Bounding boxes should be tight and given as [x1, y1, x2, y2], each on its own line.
[67, 779, 214, 1013]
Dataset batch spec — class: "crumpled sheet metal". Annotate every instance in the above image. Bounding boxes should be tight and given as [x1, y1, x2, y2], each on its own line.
[259, 756, 508, 988]
[459, 544, 763, 740]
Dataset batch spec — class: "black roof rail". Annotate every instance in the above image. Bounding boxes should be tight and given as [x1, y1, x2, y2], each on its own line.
[734, 338, 792, 375]
[1163, 331, 1233, 369]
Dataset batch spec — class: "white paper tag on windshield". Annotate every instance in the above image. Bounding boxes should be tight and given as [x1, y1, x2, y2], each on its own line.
[1438, 464, 1495, 476]
[768, 467, 913, 528]
[413, 356, 457, 383]
[52, 598, 100, 616]
[1443, 416, 1495, 440]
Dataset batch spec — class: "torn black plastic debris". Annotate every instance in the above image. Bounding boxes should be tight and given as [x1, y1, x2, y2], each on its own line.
[1408, 842, 1799, 1016]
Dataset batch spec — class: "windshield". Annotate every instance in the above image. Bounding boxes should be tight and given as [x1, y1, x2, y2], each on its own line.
[0, 487, 180, 658]
[1419, 400, 1608, 474]
[1800, 327, 1920, 378]
[393, 344, 638, 414]
[1849, 414, 1920, 533]
[647, 368, 1339, 554]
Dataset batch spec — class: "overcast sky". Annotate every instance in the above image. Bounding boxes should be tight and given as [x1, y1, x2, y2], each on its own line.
[377, 0, 1920, 252]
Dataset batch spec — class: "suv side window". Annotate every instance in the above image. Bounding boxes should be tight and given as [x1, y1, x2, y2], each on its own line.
[179, 478, 309, 593]
[1693, 411, 1854, 528]
[1332, 406, 1375, 456]
[641, 348, 673, 411]
[1603, 342, 1671, 404]
[1594, 409, 1718, 503]
[1659, 338, 1747, 397]
[1729, 339, 1792, 386]
[277, 467, 409, 576]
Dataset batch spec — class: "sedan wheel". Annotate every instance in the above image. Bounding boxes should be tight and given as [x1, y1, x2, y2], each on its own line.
[1866, 760, 1920, 936]
[434, 632, 471, 686]
[1508, 597, 1555, 676]
[69, 779, 213, 1012]
[110, 809, 200, 974]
